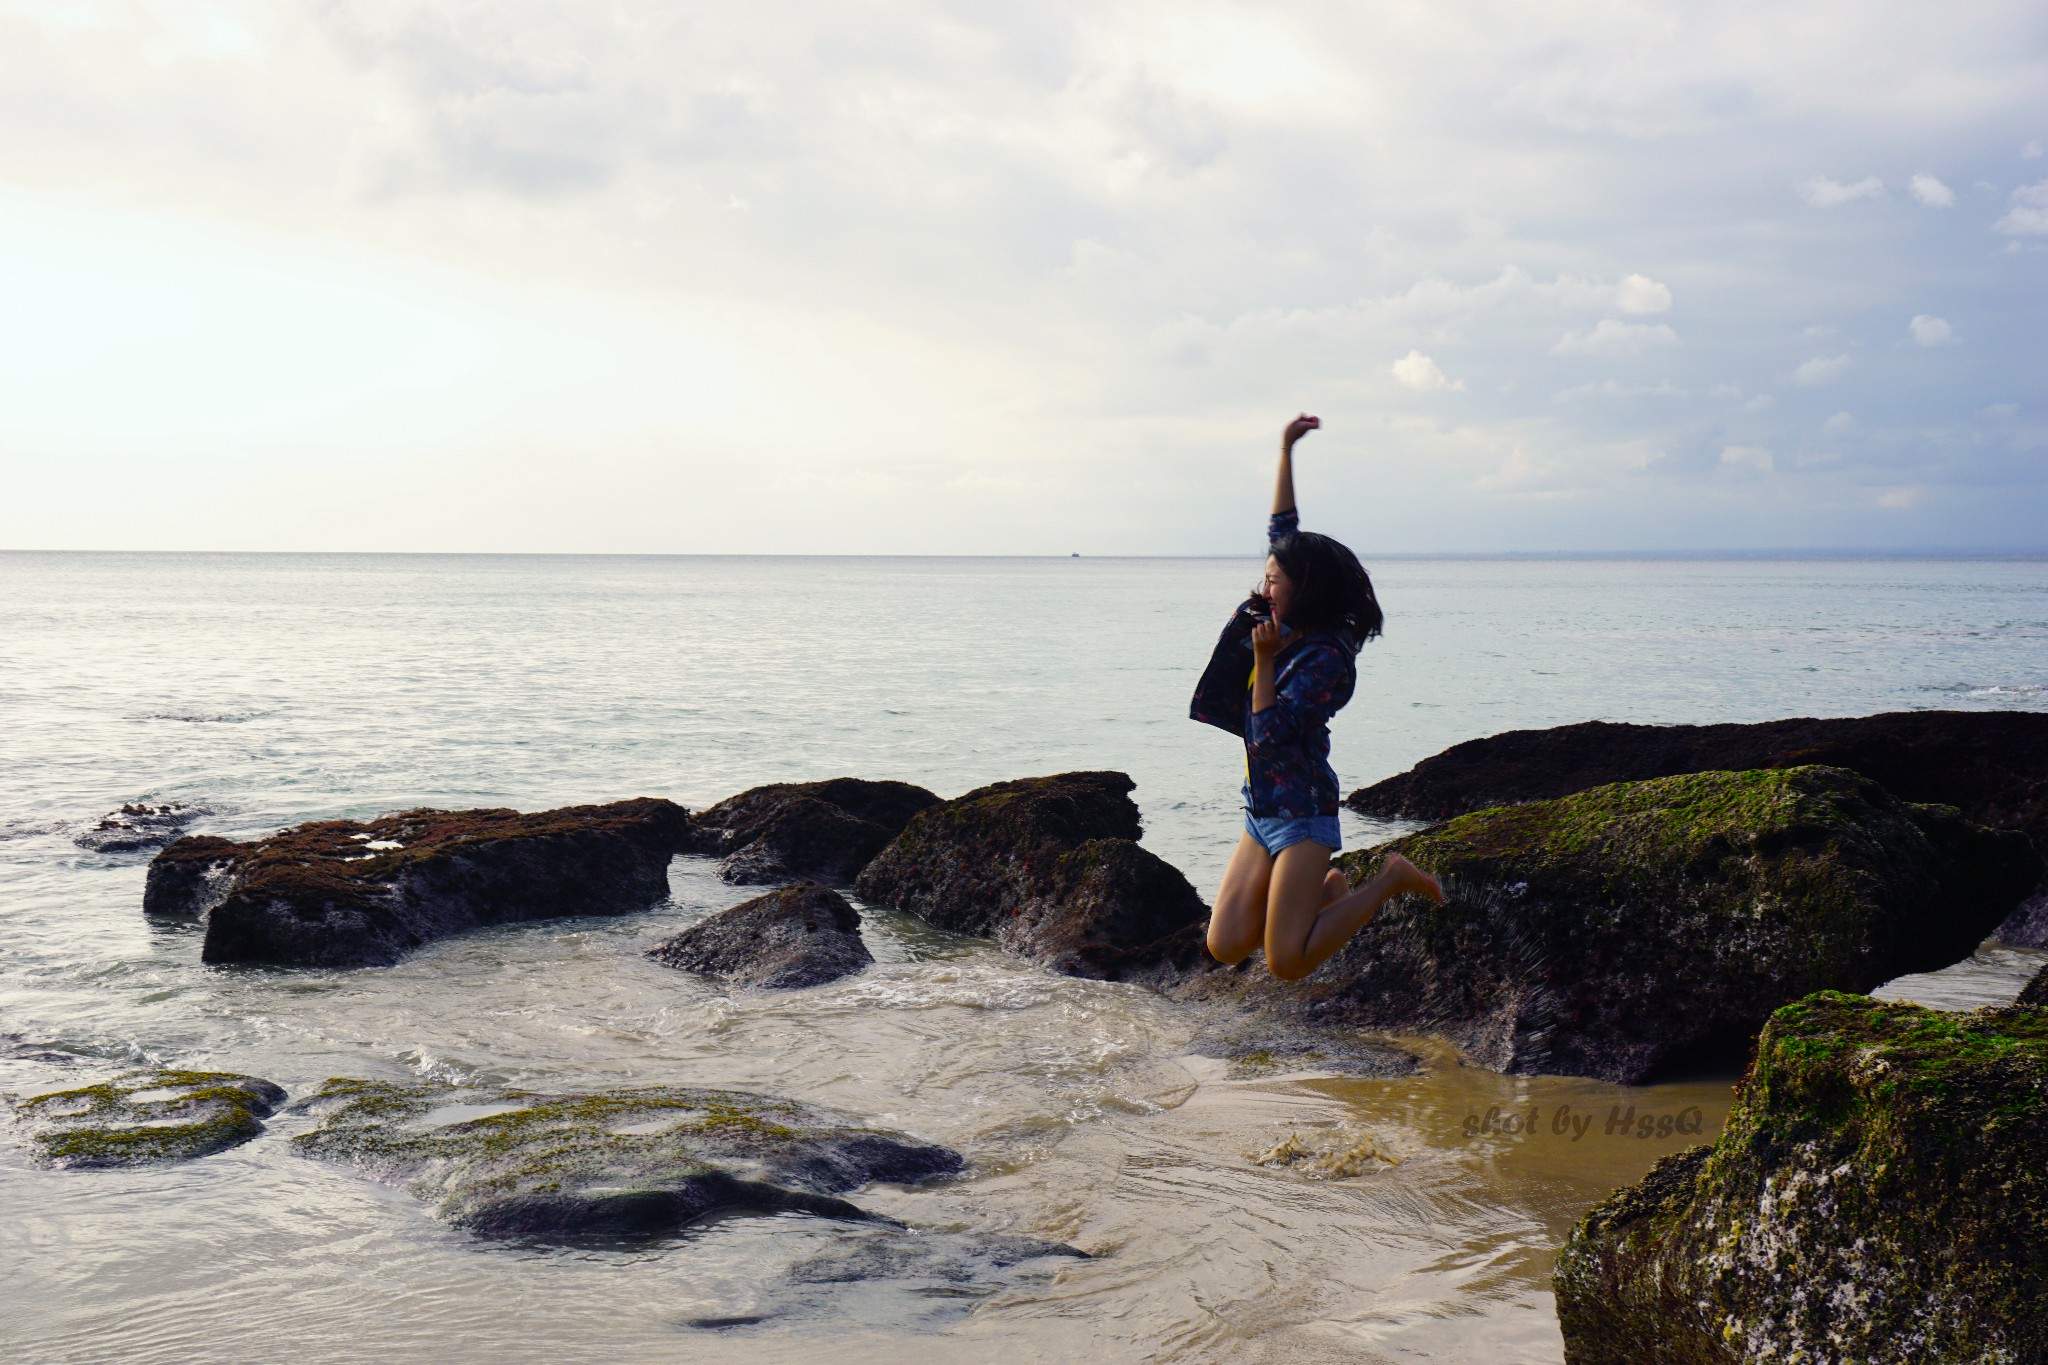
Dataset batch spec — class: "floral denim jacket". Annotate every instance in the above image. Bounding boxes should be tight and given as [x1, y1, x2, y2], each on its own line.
[1188, 509, 1356, 818]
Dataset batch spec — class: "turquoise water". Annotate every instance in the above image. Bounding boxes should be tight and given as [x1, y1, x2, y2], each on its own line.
[1, 552, 2043, 1362]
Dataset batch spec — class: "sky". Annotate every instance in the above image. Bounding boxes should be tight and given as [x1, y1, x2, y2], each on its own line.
[1, 0, 2043, 554]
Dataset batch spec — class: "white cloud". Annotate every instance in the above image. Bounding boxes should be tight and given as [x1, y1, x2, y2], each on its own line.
[1614, 273, 1673, 314]
[1908, 314, 1955, 346]
[1908, 173, 1954, 207]
[1824, 410, 1855, 435]
[1390, 350, 1463, 391]
[1876, 486, 1922, 509]
[0, 0, 2042, 552]
[1790, 354, 1852, 386]
[1552, 319, 1678, 354]
[2025, 141, 2044, 159]
[1720, 445, 1774, 472]
[1982, 402, 2020, 417]
[1799, 176, 1883, 207]
[1995, 180, 2048, 235]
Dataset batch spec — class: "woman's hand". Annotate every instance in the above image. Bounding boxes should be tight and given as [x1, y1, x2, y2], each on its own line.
[1252, 617, 1287, 657]
[1282, 413, 1320, 449]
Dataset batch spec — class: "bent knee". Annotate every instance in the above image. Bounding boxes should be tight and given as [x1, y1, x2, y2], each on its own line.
[1265, 953, 1315, 982]
[1206, 926, 1258, 965]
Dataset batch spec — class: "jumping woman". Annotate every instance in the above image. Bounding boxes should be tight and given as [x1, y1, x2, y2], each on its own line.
[1190, 414, 1444, 980]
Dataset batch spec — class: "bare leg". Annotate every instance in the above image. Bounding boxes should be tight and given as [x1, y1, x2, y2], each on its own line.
[1266, 848, 1443, 981]
[1207, 832, 1275, 965]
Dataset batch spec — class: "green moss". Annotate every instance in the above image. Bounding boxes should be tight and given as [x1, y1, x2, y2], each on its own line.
[291, 1078, 960, 1238]
[1555, 989, 2048, 1362]
[17, 1069, 284, 1168]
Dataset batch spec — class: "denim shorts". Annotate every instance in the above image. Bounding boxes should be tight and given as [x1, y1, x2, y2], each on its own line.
[1241, 784, 1342, 857]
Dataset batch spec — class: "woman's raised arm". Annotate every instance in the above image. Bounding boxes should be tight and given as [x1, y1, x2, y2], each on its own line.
[1273, 413, 1318, 517]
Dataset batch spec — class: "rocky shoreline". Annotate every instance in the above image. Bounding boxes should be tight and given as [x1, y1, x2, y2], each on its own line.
[22, 707, 2040, 1344]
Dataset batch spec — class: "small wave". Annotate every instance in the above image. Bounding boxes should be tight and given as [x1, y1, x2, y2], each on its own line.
[1967, 684, 2045, 697]
[129, 711, 260, 724]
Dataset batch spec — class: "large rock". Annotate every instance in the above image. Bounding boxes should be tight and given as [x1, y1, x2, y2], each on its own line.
[1553, 990, 2048, 1363]
[853, 771, 1210, 980]
[688, 778, 941, 885]
[646, 884, 873, 989]
[76, 802, 203, 853]
[144, 798, 691, 968]
[290, 1079, 963, 1241]
[1345, 710, 2048, 943]
[1174, 766, 2041, 1083]
[14, 1069, 286, 1167]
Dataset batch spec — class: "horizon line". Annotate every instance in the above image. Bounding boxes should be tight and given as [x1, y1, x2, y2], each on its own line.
[3, 547, 2047, 561]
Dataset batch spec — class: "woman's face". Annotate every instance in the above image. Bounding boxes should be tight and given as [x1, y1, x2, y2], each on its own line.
[1261, 555, 1294, 623]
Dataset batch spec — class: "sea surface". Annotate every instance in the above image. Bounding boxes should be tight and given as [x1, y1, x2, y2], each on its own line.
[2, 551, 2043, 1363]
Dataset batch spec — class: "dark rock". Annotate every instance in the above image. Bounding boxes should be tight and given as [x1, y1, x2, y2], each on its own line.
[853, 772, 1210, 980]
[1344, 710, 2048, 944]
[689, 778, 941, 885]
[646, 884, 874, 989]
[1553, 990, 2048, 1363]
[15, 1069, 286, 1167]
[76, 802, 204, 853]
[290, 1079, 964, 1242]
[2017, 960, 2048, 1008]
[1173, 766, 2042, 1084]
[144, 798, 691, 968]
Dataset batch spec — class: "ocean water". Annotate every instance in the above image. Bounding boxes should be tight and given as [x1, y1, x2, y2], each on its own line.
[1, 551, 2043, 1363]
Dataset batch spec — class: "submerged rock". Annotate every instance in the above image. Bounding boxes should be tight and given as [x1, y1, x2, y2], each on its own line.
[689, 779, 941, 885]
[291, 1079, 963, 1241]
[646, 884, 874, 989]
[76, 802, 204, 853]
[14, 1069, 286, 1167]
[854, 771, 1210, 980]
[1174, 766, 2041, 1084]
[1553, 990, 2048, 1363]
[144, 798, 691, 968]
[1182, 1020, 1423, 1080]
[1343, 710, 2048, 944]
[686, 1229, 1088, 1333]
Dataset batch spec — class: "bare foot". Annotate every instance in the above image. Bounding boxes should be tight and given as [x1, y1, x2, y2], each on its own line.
[1383, 853, 1445, 904]
[1321, 868, 1349, 907]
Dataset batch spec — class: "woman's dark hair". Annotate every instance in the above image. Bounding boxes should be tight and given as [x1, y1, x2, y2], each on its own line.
[1262, 530, 1383, 653]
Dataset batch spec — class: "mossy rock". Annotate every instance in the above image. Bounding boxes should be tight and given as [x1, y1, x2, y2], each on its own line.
[687, 778, 941, 885]
[1553, 990, 2048, 1363]
[290, 1078, 963, 1241]
[14, 1069, 286, 1168]
[144, 798, 692, 968]
[1342, 710, 2048, 945]
[854, 772, 1209, 980]
[1172, 766, 2041, 1083]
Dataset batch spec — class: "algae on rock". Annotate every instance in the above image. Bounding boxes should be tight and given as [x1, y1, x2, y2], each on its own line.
[1169, 765, 2040, 1083]
[1553, 990, 2048, 1364]
[14, 1069, 287, 1168]
[145, 798, 691, 968]
[290, 1079, 963, 1241]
